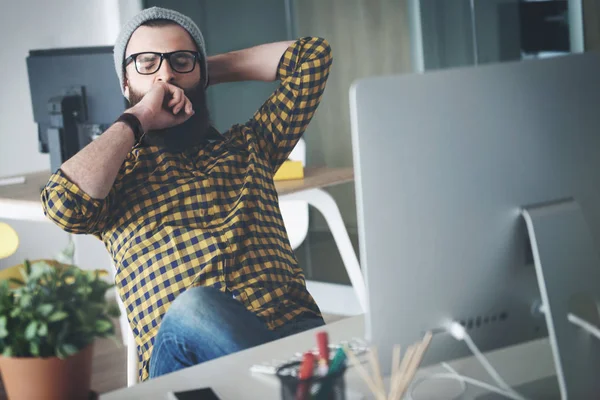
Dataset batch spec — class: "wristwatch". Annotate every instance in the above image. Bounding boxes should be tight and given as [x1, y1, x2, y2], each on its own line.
[115, 113, 145, 145]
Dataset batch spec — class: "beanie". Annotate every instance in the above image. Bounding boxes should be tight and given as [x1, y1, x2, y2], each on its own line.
[113, 7, 208, 96]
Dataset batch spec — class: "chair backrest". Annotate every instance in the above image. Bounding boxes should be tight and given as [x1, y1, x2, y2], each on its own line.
[280, 139, 309, 250]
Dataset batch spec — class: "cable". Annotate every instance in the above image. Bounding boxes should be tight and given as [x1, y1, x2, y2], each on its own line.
[406, 323, 530, 400]
[567, 313, 600, 341]
[445, 322, 529, 400]
[446, 322, 514, 395]
[408, 371, 527, 400]
[406, 362, 467, 400]
[440, 362, 467, 394]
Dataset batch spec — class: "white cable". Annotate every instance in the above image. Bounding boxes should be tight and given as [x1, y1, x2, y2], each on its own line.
[445, 322, 529, 400]
[406, 362, 466, 400]
[567, 313, 600, 340]
[408, 372, 527, 400]
[440, 362, 467, 395]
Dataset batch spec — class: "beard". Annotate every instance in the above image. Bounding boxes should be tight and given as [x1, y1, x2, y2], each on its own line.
[128, 82, 213, 152]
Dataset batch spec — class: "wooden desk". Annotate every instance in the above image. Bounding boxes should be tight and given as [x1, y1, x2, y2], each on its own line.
[276, 167, 353, 195]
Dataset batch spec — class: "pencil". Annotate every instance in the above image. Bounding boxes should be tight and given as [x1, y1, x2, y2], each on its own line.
[387, 345, 401, 400]
[368, 347, 386, 400]
[344, 345, 380, 399]
[389, 344, 416, 400]
[396, 332, 433, 399]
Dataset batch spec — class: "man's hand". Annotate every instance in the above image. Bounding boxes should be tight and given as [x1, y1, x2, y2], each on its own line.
[207, 41, 294, 85]
[127, 82, 195, 132]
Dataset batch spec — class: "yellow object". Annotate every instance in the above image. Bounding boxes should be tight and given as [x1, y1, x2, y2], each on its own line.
[0, 223, 19, 259]
[0, 264, 23, 287]
[274, 160, 304, 181]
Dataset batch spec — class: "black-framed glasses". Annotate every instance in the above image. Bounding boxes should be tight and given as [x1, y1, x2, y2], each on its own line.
[124, 51, 200, 75]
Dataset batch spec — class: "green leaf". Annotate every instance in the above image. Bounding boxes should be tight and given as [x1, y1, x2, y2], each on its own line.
[0, 316, 7, 339]
[107, 303, 121, 318]
[8, 277, 24, 286]
[0, 280, 9, 294]
[2, 346, 12, 357]
[29, 342, 40, 356]
[22, 260, 31, 279]
[10, 308, 20, 318]
[25, 321, 39, 340]
[37, 323, 48, 337]
[37, 304, 54, 317]
[76, 286, 92, 296]
[74, 310, 86, 324]
[95, 319, 113, 333]
[28, 262, 52, 281]
[19, 294, 32, 308]
[60, 344, 79, 358]
[48, 311, 68, 322]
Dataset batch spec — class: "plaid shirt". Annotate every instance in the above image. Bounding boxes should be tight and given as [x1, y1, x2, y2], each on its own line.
[41, 37, 332, 381]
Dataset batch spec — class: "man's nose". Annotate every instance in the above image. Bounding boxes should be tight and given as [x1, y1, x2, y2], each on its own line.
[155, 57, 176, 83]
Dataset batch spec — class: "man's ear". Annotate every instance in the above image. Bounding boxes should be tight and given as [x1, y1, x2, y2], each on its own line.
[123, 79, 130, 101]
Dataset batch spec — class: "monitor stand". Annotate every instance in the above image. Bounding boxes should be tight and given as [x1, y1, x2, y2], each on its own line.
[522, 198, 600, 399]
[47, 86, 86, 172]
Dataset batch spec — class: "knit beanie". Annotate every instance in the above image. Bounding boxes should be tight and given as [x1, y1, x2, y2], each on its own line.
[113, 7, 208, 96]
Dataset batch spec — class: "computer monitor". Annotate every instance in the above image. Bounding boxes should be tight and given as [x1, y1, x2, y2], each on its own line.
[26, 46, 126, 171]
[350, 52, 600, 397]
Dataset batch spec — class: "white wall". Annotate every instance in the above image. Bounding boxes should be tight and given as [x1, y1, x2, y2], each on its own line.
[0, 0, 141, 272]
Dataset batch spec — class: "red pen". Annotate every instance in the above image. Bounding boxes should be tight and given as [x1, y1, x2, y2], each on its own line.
[316, 331, 329, 376]
[295, 352, 315, 400]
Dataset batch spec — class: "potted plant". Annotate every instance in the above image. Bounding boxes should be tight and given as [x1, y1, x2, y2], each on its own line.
[0, 255, 120, 400]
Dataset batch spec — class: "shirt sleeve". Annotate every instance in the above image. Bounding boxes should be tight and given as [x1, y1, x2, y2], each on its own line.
[41, 169, 115, 236]
[246, 37, 332, 173]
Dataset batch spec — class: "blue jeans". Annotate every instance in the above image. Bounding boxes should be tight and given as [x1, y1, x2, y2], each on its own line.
[148, 286, 325, 378]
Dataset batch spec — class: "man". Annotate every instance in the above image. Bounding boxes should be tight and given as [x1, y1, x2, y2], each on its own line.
[41, 7, 332, 380]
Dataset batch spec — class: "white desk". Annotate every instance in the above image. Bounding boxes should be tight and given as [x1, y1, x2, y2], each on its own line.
[100, 315, 557, 400]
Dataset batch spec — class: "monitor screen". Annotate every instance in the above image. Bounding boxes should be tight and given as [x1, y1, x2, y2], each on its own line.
[26, 46, 126, 153]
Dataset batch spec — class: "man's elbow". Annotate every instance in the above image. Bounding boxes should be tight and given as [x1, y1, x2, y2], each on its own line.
[41, 189, 96, 235]
[311, 37, 333, 64]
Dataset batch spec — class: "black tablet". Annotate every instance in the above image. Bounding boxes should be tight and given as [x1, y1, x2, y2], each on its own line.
[166, 388, 221, 400]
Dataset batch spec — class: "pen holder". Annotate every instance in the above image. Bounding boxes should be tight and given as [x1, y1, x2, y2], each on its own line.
[276, 361, 347, 400]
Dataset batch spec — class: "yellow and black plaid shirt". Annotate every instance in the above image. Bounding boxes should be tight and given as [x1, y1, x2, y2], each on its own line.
[41, 37, 332, 381]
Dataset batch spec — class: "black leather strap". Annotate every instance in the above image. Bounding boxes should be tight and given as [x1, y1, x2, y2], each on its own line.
[116, 113, 145, 145]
